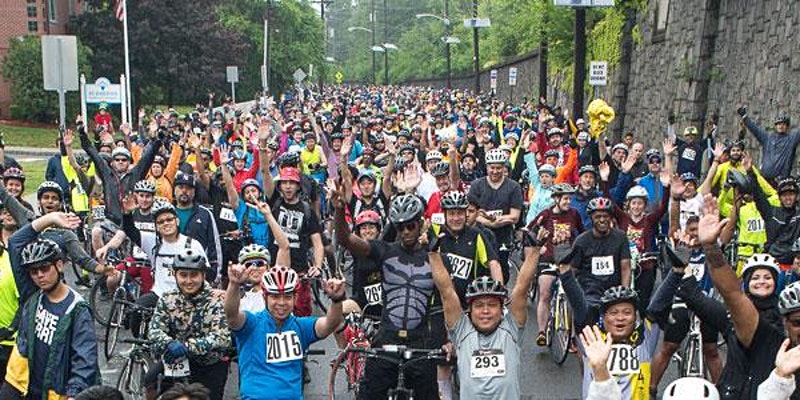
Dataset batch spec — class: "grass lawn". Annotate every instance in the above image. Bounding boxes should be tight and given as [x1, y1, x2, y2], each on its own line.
[0, 123, 59, 148]
[18, 160, 47, 193]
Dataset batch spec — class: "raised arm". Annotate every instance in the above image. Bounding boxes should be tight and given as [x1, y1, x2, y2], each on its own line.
[219, 147, 239, 209]
[447, 147, 461, 189]
[428, 250, 463, 331]
[224, 264, 248, 331]
[699, 143, 723, 195]
[332, 183, 370, 257]
[510, 229, 546, 325]
[339, 139, 354, 204]
[314, 279, 346, 338]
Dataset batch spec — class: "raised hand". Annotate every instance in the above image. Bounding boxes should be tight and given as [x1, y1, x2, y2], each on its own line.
[62, 129, 74, 147]
[697, 193, 728, 245]
[662, 138, 676, 156]
[598, 161, 611, 182]
[670, 174, 686, 197]
[340, 137, 352, 158]
[323, 278, 347, 301]
[228, 263, 253, 286]
[328, 181, 346, 210]
[712, 142, 725, 160]
[621, 155, 636, 173]
[580, 325, 613, 372]
[49, 212, 81, 230]
[122, 192, 137, 214]
[775, 338, 800, 378]
[219, 144, 231, 165]
[257, 124, 270, 141]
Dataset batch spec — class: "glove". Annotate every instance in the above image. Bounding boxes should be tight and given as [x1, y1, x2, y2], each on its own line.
[737, 106, 748, 118]
[164, 340, 188, 364]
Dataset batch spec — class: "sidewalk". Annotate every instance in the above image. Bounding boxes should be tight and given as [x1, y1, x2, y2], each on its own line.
[6, 146, 58, 158]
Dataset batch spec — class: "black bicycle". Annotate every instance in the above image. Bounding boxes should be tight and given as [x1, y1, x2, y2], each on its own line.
[116, 337, 156, 400]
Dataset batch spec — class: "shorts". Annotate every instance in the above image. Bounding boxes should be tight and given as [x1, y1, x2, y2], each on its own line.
[294, 279, 313, 317]
[358, 328, 438, 400]
[663, 305, 719, 344]
[538, 263, 558, 277]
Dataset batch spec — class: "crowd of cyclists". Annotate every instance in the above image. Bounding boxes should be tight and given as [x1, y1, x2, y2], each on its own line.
[0, 84, 799, 399]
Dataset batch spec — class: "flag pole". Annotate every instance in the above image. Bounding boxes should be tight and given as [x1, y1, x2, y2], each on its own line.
[122, 0, 133, 124]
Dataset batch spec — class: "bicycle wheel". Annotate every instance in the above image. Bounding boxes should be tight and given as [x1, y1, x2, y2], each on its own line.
[549, 294, 570, 365]
[105, 293, 126, 360]
[89, 277, 111, 327]
[680, 337, 703, 378]
[117, 356, 149, 400]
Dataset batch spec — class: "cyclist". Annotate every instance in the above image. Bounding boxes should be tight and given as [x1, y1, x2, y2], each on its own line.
[568, 197, 632, 323]
[528, 183, 584, 345]
[738, 106, 800, 180]
[220, 147, 271, 247]
[750, 167, 800, 272]
[427, 225, 546, 399]
[3, 212, 99, 400]
[522, 157, 556, 225]
[572, 160, 633, 230]
[147, 247, 230, 399]
[333, 191, 442, 400]
[224, 264, 345, 400]
[719, 169, 771, 276]
[131, 180, 157, 233]
[467, 148, 524, 283]
[695, 194, 789, 399]
[348, 210, 384, 320]
[340, 137, 393, 224]
[173, 171, 223, 283]
[2, 167, 33, 211]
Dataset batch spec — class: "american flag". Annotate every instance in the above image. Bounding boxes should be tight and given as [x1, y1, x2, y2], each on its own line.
[114, 0, 125, 21]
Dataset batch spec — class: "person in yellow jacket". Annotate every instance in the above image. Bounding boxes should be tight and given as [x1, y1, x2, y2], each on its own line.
[0, 231, 18, 378]
[147, 142, 182, 202]
[711, 142, 776, 215]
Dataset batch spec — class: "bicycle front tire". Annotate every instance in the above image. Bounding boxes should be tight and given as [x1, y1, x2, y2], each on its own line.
[549, 294, 571, 365]
[117, 356, 149, 400]
[104, 295, 127, 360]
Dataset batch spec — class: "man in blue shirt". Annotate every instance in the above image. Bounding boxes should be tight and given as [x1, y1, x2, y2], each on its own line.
[224, 264, 345, 400]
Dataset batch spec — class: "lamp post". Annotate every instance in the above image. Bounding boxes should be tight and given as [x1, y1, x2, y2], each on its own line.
[415, 11, 457, 89]
[348, 26, 375, 84]
[382, 43, 398, 84]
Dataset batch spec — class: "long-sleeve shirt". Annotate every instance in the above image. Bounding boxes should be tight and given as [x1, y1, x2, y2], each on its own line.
[745, 117, 800, 179]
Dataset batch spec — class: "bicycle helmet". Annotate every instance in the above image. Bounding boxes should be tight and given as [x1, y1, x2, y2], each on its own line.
[775, 113, 791, 126]
[3, 167, 25, 182]
[361, 147, 374, 157]
[240, 178, 262, 196]
[679, 172, 698, 183]
[546, 127, 563, 138]
[645, 149, 662, 161]
[543, 149, 560, 159]
[550, 183, 575, 197]
[111, 147, 132, 161]
[741, 253, 780, 282]
[238, 243, 271, 265]
[779, 281, 800, 315]
[354, 210, 382, 229]
[626, 185, 649, 201]
[75, 154, 90, 167]
[586, 197, 613, 215]
[538, 164, 556, 177]
[599, 285, 639, 314]
[151, 197, 176, 218]
[277, 151, 300, 167]
[430, 161, 450, 177]
[729, 139, 746, 151]
[262, 265, 298, 294]
[484, 149, 507, 165]
[398, 144, 415, 155]
[726, 169, 752, 193]
[357, 170, 377, 183]
[662, 377, 719, 400]
[133, 180, 156, 194]
[36, 181, 63, 200]
[465, 276, 507, 304]
[426, 150, 443, 163]
[330, 132, 344, 141]
[388, 193, 424, 225]
[172, 247, 206, 271]
[21, 238, 60, 268]
[232, 150, 248, 160]
[611, 143, 629, 154]
[683, 126, 699, 137]
[578, 165, 598, 178]
[440, 191, 468, 210]
[777, 177, 799, 194]
[397, 130, 411, 139]
[504, 132, 520, 142]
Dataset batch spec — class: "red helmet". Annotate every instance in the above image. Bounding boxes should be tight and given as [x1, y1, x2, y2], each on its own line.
[261, 265, 298, 294]
[587, 197, 614, 214]
[355, 210, 381, 229]
[3, 167, 25, 182]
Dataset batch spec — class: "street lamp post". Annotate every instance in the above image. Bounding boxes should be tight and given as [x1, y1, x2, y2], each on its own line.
[382, 43, 398, 84]
[348, 26, 375, 84]
[415, 11, 455, 89]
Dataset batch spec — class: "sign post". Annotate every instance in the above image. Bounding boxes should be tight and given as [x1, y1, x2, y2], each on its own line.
[42, 36, 79, 131]
[119, 74, 127, 125]
[508, 67, 518, 103]
[226, 66, 239, 104]
[589, 61, 608, 86]
[490, 69, 498, 96]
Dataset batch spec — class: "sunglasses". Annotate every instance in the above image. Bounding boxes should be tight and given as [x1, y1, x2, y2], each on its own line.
[114, 158, 129, 162]
[396, 220, 419, 232]
[156, 216, 177, 226]
[244, 260, 269, 268]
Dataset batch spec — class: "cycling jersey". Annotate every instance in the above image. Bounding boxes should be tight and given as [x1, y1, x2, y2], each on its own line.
[235, 200, 270, 247]
[234, 311, 319, 400]
[132, 209, 156, 233]
[430, 224, 497, 308]
[530, 207, 584, 262]
[467, 177, 524, 246]
[451, 310, 523, 399]
[613, 191, 669, 256]
[351, 255, 383, 319]
[570, 229, 632, 305]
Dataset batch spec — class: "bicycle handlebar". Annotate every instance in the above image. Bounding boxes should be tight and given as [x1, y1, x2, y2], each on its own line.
[346, 345, 445, 360]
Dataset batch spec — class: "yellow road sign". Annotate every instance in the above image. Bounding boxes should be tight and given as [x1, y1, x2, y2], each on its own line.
[334, 71, 344, 84]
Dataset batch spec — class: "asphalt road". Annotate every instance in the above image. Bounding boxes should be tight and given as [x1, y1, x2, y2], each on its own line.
[70, 254, 684, 400]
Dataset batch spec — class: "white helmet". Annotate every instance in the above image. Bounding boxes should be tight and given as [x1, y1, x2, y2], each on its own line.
[425, 151, 443, 162]
[780, 281, 800, 315]
[626, 185, 649, 200]
[485, 149, 507, 165]
[663, 377, 719, 400]
[741, 253, 780, 278]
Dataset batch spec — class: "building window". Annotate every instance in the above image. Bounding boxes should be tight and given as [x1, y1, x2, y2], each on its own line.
[27, 4, 37, 18]
[653, 0, 669, 42]
[48, 0, 57, 22]
[27, 21, 38, 33]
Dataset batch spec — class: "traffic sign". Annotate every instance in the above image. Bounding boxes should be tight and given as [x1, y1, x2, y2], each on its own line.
[42, 35, 79, 129]
[293, 68, 307, 83]
[490, 69, 498, 90]
[226, 66, 239, 83]
[84, 77, 122, 104]
[463, 18, 491, 28]
[508, 67, 518, 86]
[554, 0, 614, 6]
[334, 71, 344, 84]
[589, 61, 608, 86]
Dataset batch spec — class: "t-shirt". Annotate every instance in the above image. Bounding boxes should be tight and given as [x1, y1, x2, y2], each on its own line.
[139, 233, 208, 297]
[132, 209, 156, 234]
[452, 311, 523, 400]
[235, 200, 271, 247]
[240, 289, 266, 314]
[351, 256, 383, 318]
[176, 207, 193, 234]
[467, 177, 524, 246]
[431, 225, 497, 309]
[269, 196, 322, 273]
[234, 311, 319, 400]
[30, 290, 75, 398]
[530, 207, 584, 262]
[571, 229, 631, 304]
[366, 241, 436, 332]
[679, 194, 704, 231]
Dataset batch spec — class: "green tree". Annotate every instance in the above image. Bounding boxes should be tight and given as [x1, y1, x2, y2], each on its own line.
[1, 35, 93, 122]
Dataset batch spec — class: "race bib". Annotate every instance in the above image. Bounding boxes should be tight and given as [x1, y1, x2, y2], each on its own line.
[682, 148, 697, 161]
[470, 349, 506, 378]
[266, 331, 303, 363]
[607, 344, 640, 375]
[431, 213, 445, 225]
[162, 357, 191, 377]
[92, 205, 106, 220]
[746, 218, 764, 233]
[689, 263, 705, 281]
[447, 253, 474, 280]
[132, 246, 148, 259]
[363, 283, 382, 306]
[220, 207, 238, 223]
[591, 256, 615, 276]
[485, 210, 503, 218]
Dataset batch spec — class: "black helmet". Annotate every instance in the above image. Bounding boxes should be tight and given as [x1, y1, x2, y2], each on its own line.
[440, 191, 468, 210]
[775, 113, 791, 126]
[550, 183, 575, 197]
[37, 181, 63, 200]
[151, 197, 176, 219]
[388, 194, 424, 225]
[278, 151, 300, 167]
[172, 247, 207, 271]
[726, 169, 752, 192]
[599, 285, 639, 314]
[578, 165, 598, 178]
[586, 197, 613, 214]
[330, 132, 344, 141]
[21, 238, 60, 268]
[430, 161, 450, 177]
[777, 177, 798, 194]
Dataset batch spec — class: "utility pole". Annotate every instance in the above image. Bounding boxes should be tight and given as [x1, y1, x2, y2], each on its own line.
[472, 0, 480, 94]
[445, 0, 452, 89]
[538, 0, 548, 99]
[383, 0, 388, 85]
[371, 0, 377, 85]
[320, 0, 329, 90]
[572, 8, 586, 119]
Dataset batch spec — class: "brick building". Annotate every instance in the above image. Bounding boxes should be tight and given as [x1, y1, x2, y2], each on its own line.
[0, 0, 84, 118]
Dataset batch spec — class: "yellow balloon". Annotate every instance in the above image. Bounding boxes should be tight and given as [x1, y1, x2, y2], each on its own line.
[587, 99, 616, 138]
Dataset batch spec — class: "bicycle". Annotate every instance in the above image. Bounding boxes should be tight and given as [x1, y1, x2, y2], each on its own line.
[328, 345, 446, 400]
[116, 337, 156, 400]
[104, 258, 149, 359]
[328, 313, 379, 398]
[545, 277, 573, 365]
[670, 303, 706, 379]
